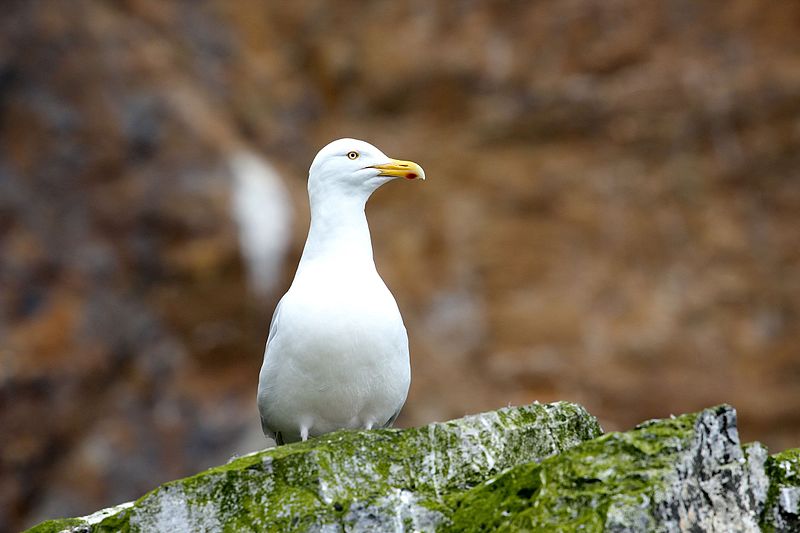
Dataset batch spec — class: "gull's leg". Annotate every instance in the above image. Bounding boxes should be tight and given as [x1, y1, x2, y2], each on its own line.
[300, 426, 309, 442]
[364, 421, 374, 430]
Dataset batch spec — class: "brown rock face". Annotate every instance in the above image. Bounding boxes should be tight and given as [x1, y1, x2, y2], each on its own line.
[2, 1, 799, 530]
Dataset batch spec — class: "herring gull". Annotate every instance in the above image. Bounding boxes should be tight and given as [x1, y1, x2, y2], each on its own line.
[257, 138, 425, 444]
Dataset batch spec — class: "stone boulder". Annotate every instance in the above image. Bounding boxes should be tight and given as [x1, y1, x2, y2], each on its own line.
[26, 402, 799, 532]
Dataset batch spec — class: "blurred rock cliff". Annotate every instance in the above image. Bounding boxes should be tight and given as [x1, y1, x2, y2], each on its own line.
[1, 1, 799, 530]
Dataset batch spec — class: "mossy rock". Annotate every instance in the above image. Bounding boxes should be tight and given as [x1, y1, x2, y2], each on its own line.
[761, 447, 800, 532]
[26, 402, 800, 532]
[26, 401, 600, 532]
[445, 405, 769, 532]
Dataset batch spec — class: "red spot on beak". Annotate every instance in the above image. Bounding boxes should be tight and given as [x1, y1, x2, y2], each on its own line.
[405, 173, 418, 180]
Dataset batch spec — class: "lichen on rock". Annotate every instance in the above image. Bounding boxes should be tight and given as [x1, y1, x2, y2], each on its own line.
[27, 401, 600, 533]
[762, 447, 800, 532]
[445, 405, 768, 532]
[25, 402, 800, 532]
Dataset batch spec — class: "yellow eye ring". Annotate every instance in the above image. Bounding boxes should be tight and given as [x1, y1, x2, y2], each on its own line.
[347, 151, 359, 160]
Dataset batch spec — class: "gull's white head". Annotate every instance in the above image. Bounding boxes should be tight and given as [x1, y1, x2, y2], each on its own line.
[308, 138, 425, 202]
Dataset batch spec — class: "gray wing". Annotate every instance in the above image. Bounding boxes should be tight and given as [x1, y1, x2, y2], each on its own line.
[267, 296, 284, 346]
[382, 326, 410, 429]
[259, 297, 285, 444]
[382, 406, 403, 428]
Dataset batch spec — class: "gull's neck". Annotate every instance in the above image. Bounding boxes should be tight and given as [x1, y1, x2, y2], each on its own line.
[299, 186, 375, 268]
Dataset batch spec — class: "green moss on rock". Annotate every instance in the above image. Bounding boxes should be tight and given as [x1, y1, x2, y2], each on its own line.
[762, 447, 800, 532]
[26, 518, 85, 533]
[30, 402, 790, 532]
[27, 401, 600, 533]
[445, 405, 767, 532]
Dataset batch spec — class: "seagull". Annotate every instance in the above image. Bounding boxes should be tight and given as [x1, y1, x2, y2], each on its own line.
[257, 138, 425, 445]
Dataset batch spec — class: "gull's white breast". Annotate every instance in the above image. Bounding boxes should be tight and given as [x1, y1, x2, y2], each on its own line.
[258, 261, 410, 441]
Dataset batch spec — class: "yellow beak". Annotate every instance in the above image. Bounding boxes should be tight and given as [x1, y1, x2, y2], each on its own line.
[370, 159, 425, 181]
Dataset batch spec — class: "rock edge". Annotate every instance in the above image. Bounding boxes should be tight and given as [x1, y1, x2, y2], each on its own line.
[27, 402, 800, 532]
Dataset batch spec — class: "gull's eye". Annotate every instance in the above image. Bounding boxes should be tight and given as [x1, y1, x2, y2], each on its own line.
[347, 151, 359, 160]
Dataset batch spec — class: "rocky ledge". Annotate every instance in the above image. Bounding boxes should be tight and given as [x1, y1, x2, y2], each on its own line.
[27, 402, 799, 532]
